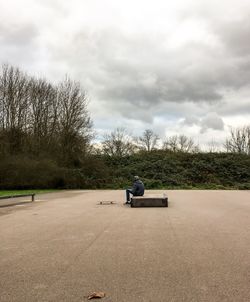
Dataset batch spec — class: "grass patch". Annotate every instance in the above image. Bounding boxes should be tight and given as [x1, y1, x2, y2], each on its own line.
[0, 189, 58, 197]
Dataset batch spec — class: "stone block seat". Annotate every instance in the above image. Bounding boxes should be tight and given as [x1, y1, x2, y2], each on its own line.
[130, 194, 168, 207]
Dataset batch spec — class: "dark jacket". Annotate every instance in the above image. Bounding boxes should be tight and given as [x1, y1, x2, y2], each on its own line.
[131, 179, 144, 196]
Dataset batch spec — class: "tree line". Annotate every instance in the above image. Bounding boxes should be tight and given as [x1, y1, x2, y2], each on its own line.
[100, 126, 250, 156]
[0, 64, 249, 189]
[101, 128, 200, 156]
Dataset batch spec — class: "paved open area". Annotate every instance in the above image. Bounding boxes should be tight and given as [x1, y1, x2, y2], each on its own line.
[0, 190, 250, 302]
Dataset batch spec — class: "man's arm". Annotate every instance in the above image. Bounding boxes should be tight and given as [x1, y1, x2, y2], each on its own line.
[131, 182, 138, 195]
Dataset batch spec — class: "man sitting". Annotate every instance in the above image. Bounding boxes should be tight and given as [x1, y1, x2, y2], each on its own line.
[125, 176, 145, 204]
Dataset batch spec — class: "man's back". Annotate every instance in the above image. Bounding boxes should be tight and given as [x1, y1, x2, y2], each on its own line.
[132, 179, 144, 196]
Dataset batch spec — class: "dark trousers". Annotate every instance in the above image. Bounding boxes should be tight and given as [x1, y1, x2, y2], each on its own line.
[126, 189, 133, 202]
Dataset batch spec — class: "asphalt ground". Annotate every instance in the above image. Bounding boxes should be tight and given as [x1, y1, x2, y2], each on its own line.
[0, 190, 250, 302]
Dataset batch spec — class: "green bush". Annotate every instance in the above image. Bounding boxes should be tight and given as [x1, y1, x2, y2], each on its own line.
[100, 151, 250, 190]
[0, 150, 249, 190]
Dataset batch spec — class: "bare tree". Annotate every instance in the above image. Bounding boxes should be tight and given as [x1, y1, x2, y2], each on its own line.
[102, 127, 136, 157]
[0, 64, 30, 152]
[224, 126, 250, 155]
[136, 129, 159, 151]
[207, 139, 221, 153]
[163, 135, 178, 152]
[0, 64, 30, 131]
[56, 77, 93, 164]
[163, 134, 199, 153]
[57, 78, 92, 135]
[28, 78, 58, 150]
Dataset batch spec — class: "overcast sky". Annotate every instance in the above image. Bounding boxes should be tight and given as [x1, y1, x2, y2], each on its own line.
[1, 0, 250, 149]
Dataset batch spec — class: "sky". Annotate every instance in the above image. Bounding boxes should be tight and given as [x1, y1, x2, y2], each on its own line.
[0, 0, 250, 149]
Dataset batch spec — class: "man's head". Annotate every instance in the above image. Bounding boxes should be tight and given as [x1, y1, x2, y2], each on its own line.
[134, 175, 140, 180]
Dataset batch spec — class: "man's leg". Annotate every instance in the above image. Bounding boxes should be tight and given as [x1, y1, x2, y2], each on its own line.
[126, 189, 133, 203]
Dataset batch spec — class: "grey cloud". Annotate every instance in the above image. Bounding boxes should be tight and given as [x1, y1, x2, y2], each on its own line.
[200, 15, 250, 92]
[100, 66, 223, 106]
[0, 23, 38, 47]
[0, 22, 39, 67]
[182, 116, 200, 126]
[51, 29, 230, 123]
[98, 37, 225, 105]
[220, 102, 250, 116]
[182, 112, 225, 133]
[216, 15, 250, 57]
[50, 26, 250, 125]
[200, 112, 224, 133]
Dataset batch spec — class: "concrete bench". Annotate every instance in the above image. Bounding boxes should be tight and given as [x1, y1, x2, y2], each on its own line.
[131, 195, 168, 207]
